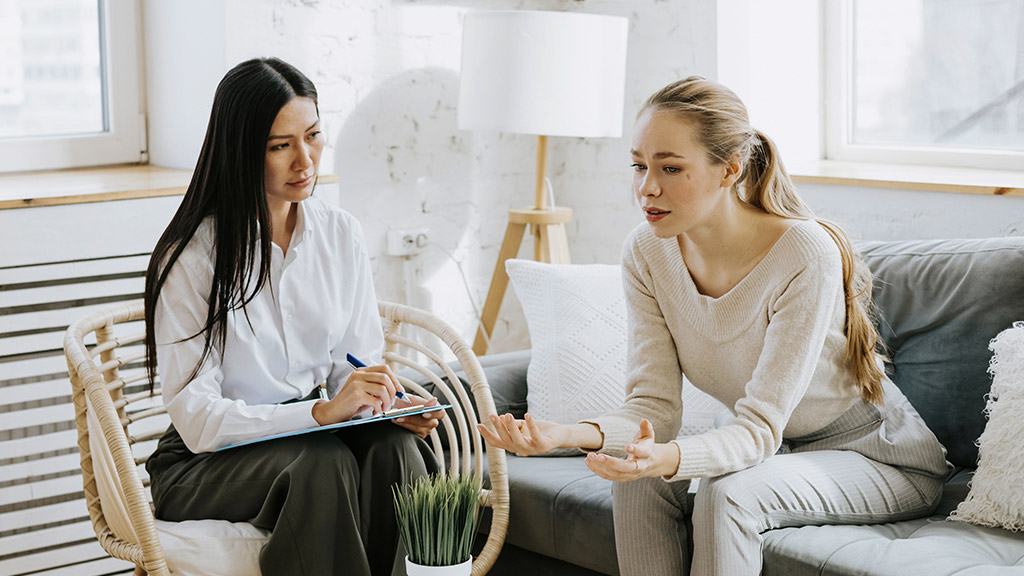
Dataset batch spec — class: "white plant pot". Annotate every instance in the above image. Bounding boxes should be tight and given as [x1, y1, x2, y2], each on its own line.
[405, 557, 472, 576]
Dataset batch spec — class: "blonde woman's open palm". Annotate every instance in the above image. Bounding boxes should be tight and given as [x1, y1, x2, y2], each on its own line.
[478, 413, 569, 456]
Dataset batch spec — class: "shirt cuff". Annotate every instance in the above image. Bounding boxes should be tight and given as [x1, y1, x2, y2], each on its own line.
[665, 436, 712, 483]
[273, 399, 321, 433]
[578, 415, 638, 459]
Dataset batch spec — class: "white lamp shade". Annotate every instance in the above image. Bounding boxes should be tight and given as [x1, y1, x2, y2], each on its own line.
[458, 10, 628, 138]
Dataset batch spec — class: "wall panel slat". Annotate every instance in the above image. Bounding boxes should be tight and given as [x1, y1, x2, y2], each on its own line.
[0, 520, 94, 556]
[33, 556, 133, 576]
[0, 453, 80, 484]
[0, 254, 149, 285]
[1, 253, 150, 576]
[0, 277, 144, 309]
[0, 540, 130, 575]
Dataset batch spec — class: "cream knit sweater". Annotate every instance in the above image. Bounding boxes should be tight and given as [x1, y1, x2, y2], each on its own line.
[583, 220, 865, 482]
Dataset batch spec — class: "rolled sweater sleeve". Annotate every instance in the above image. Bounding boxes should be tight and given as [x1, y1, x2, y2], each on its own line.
[155, 245, 317, 454]
[667, 251, 843, 481]
[581, 233, 684, 457]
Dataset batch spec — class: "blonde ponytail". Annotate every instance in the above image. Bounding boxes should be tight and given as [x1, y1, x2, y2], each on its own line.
[817, 220, 886, 405]
[644, 78, 886, 405]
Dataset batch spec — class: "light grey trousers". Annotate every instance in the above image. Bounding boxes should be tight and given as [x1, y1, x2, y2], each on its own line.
[612, 385, 949, 576]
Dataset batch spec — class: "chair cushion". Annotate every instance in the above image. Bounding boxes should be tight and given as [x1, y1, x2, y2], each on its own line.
[155, 519, 268, 576]
[860, 237, 1024, 467]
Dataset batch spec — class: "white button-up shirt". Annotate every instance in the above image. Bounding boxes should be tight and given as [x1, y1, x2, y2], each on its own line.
[155, 196, 384, 453]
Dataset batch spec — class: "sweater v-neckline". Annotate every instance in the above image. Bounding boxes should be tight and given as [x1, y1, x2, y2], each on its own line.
[670, 221, 807, 304]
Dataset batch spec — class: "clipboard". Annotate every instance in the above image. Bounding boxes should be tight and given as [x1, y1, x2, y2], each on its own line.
[216, 403, 451, 451]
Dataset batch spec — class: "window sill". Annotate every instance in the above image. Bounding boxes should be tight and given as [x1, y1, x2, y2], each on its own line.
[789, 160, 1024, 197]
[0, 165, 340, 210]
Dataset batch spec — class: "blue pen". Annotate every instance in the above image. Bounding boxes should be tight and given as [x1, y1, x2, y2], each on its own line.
[346, 353, 406, 400]
[345, 353, 366, 369]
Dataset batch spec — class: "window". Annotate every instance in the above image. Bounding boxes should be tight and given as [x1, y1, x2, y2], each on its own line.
[0, 0, 143, 173]
[826, 0, 1024, 170]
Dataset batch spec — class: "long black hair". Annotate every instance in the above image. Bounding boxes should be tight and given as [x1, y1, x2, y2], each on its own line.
[144, 57, 319, 388]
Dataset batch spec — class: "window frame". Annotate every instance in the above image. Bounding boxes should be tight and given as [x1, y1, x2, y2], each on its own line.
[0, 0, 144, 173]
[824, 0, 1024, 172]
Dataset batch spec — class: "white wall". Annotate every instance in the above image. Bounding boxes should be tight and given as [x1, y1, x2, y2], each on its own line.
[143, 0, 717, 353]
[142, 0, 1023, 354]
[801, 184, 1024, 241]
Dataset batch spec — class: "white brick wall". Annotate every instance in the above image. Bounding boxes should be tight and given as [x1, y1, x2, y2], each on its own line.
[174, 0, 717, 353]
[145, 0, 1024, 354]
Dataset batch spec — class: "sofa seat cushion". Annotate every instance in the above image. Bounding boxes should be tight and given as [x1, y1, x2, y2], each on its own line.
[762, 469, 1024, 576]
[763, 517, 1024, 576]
[503, 456, 623, 575]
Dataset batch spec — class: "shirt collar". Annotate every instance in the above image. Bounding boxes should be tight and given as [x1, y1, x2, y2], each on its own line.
[294, 200, 312, 236]
[255, 199, 316, 243]
[281, 200, 312, 253]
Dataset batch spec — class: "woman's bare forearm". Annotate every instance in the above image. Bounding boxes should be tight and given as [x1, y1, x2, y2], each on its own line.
[564, 422, 604, 451]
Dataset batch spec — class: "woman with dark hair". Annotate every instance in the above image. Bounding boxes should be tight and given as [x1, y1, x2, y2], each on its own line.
[144, 57, 442, 575]
[480, 77, 948, 575]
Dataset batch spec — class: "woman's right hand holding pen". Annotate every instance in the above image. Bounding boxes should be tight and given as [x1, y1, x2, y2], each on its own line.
[477, 413, 603, 456]
[311, 365, 402, 425]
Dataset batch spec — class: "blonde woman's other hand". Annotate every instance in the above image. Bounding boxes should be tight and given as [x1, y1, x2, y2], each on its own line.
[585, 419, 680, 481]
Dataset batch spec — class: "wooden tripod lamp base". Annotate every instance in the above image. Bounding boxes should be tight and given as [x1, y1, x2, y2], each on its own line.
[472, 205, 572, 355]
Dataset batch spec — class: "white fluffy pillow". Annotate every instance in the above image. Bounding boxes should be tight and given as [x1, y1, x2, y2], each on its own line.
[950, 321, 1024, 531]
[505, 259, 726, 438]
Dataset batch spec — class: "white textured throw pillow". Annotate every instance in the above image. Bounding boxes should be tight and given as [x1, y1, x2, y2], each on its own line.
[950, 321, 1024, 531]
[505, 259, 726, 437]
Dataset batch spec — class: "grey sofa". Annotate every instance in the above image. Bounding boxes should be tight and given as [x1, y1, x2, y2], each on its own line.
[467, 236, 1024, 576]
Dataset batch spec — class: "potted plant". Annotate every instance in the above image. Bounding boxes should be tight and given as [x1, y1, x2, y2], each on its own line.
[393, 472, 485, 575]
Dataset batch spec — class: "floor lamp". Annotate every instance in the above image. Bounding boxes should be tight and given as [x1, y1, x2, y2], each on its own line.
[458, 10, 628, 355]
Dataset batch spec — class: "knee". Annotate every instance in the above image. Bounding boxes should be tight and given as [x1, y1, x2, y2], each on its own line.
[613, 476, 663, 505]
[694, 473, 751, 521]
[364, 425, 434, 478]
[613, 477, 692, 520]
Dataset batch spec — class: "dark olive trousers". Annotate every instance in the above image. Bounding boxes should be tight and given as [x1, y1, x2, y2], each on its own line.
[147, 421, 438, 576]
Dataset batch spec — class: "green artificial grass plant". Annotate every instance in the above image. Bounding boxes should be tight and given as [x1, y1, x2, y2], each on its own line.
[393, 472, 484, 567]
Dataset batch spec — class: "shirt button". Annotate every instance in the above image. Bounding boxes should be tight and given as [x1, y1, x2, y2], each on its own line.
[287, 314, 294, 322]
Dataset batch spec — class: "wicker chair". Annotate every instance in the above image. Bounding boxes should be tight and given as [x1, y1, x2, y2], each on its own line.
[64, 299, 509, 576]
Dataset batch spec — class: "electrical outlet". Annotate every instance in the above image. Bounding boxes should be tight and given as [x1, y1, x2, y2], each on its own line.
[386, 228, 430, 256]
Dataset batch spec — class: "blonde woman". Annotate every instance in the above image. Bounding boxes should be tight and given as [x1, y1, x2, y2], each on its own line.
[479, 77, 949, 576]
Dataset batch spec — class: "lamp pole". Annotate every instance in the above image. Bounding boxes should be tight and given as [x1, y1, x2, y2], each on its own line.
[534, 135, 547, 210]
